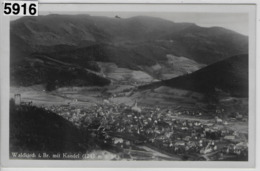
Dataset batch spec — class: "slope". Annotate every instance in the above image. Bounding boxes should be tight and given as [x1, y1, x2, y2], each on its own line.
[9, 100, 91, 153]
[11, 14, 248, 66]
[162, 54, 248, 97]
[140, 54, 248, 97]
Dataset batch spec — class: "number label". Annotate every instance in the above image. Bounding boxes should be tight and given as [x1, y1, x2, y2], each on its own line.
[3, 1, 38, 16]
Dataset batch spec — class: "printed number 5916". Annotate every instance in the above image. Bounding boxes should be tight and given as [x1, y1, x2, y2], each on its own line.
[3, 2, 37, 16]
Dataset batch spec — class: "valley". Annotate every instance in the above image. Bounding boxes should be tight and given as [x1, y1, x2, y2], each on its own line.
[9, 14, 249, 161]
[10, 82, 248, 161]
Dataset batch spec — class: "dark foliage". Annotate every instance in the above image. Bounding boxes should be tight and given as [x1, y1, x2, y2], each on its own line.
[10, 15, 248, 82]
[162, 54, 248, 97]
[9, 101, 94, 153]
[45, 67, 110, 91]
[10, 53, 111, 91]
[140, 54, 248, 97]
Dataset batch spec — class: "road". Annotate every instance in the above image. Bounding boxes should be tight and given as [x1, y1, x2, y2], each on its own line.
[138, 145, 182, 160]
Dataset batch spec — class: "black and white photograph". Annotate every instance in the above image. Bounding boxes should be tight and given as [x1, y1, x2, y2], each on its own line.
[1, 2, 257, 167]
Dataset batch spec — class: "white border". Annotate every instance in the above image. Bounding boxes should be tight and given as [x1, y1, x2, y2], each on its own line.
[0, 0, 259, 171]
[37, 0, 259, 4]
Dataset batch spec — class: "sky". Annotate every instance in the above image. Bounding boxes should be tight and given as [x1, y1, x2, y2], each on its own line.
[11, 12, 248, 35]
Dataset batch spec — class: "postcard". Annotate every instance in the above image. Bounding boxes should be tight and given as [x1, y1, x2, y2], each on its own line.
[0, 2, 257, 169]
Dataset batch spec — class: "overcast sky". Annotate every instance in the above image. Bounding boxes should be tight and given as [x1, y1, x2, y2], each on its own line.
[11, 12, 248, 35]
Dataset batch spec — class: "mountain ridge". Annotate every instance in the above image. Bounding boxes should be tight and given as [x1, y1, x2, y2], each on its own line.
[10, 15, 248, 90]
[11, 14, 248, 64]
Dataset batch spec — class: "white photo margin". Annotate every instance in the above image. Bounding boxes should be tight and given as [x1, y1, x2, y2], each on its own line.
[0, 0, 259, 171]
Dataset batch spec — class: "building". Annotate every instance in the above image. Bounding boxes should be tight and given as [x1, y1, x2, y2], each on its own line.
[175, 141, 185, 146]
[215, 117, 223, 123]
[131, 101, 142, 113]
[224, 135, 235, 140]
[14, 94, 21, 105]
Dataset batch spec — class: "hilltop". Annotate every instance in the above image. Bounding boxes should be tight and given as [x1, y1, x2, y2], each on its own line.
[140, 54, 248, 97]
[10, 15, 248, 89]
[10, 100, 91, 153]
